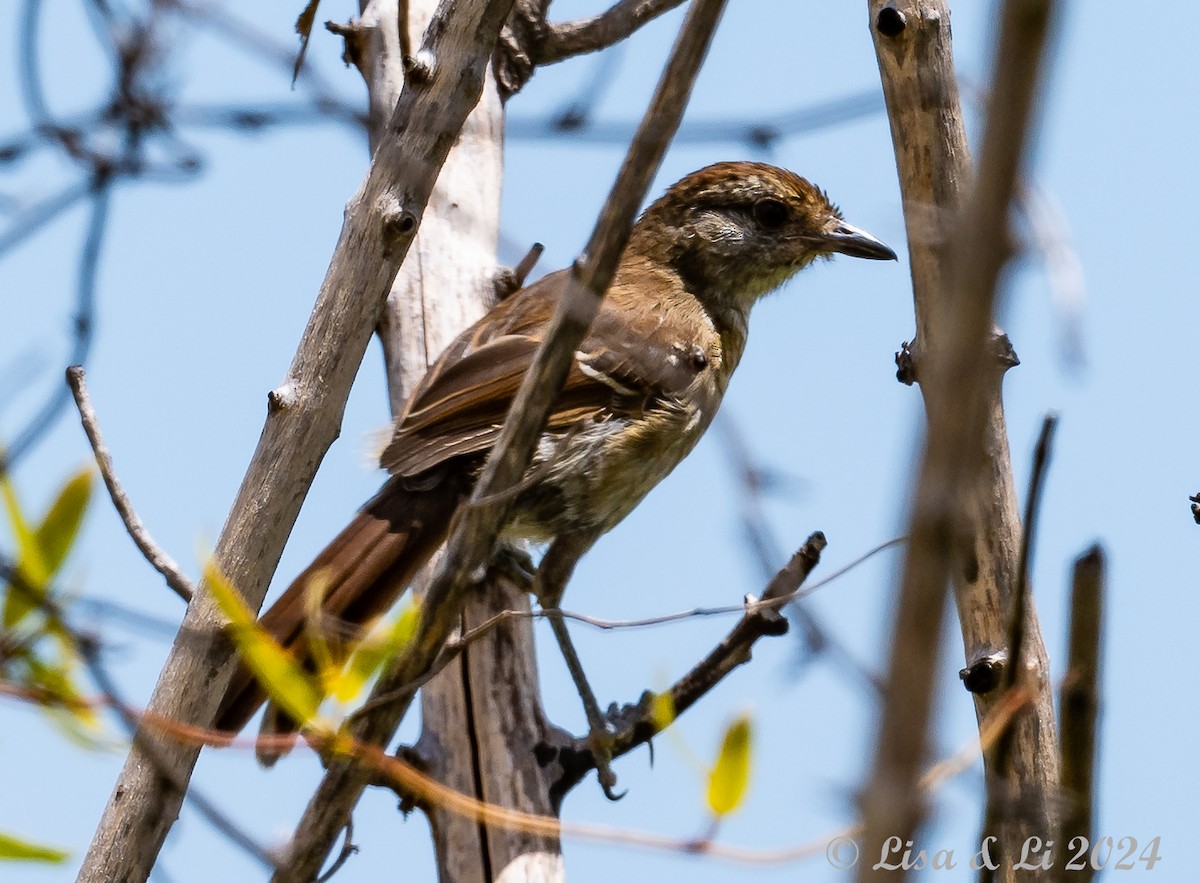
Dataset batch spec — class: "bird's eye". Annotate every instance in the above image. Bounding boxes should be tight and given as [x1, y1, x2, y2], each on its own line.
[753, 198, 789, 229]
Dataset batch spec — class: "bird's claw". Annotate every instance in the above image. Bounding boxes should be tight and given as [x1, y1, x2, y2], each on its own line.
[589, 728, 625, 801]
[490, 543, 537, 588]
[600, 775, 627, 802]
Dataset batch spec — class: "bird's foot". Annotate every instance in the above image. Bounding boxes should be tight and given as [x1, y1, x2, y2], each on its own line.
[490, 543, 536, 589]
[587, 723, 625, 801]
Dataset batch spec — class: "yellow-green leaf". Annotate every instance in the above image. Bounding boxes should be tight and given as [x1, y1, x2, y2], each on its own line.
[2, 467, 91, 628]
[24, 660, 107, 749]
[205, 560, 322, 729]
[25, 656, 93, 715]
[332, 601, 421, 703]
[2, 472, 47, 628]
[706, 714, 753, 817]
[35, 468, 92, 581]
[0, 830, 69, 863]
[1, 473, 40, 576]
[650, 691, 676, 731]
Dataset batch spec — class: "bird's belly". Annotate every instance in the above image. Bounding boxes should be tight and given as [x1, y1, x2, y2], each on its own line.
[505, 401, 711, 541]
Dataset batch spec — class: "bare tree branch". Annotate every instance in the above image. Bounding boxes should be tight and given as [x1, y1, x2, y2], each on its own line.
[1006, 415, 1057, 697]
[367, 688, 1032, 868]
[496, 0, 687, 97]
[980, 413, 1058, 867]
[346, 532, 905, 737]
[66, 366, 194, 603]
[1055, 545, 1104, 883]
[536, 0, 688, 64]
[273, 1, 729, 876]
[554, 532, 826, 792]
[857, 0, 1063, 877]
[77, 2, 518, 880]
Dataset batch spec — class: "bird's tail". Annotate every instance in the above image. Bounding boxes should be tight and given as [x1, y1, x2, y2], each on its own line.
[214, 472, 467, 760]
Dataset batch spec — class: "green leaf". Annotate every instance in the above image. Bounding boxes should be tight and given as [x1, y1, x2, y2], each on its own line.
[35, 468, 92, 581]
[1, 472, 40, 576]
[0, 830, 69, 863]
[331, 600, 421, 703]
[24, 654, 100, 730]
[205, 560, 323, 730]
[1, 468, 92, 629]
[706, 714, 753, 817]
[2, 472, 47, 628]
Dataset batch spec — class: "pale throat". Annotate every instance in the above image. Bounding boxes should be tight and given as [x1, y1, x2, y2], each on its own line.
[709, 303, 750, 385]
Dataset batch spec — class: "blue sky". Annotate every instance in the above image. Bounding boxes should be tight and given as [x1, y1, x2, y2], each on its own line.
[2, 1, 1196, 880]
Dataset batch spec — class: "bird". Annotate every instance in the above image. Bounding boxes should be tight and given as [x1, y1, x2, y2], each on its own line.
[215, 160, 896, 769]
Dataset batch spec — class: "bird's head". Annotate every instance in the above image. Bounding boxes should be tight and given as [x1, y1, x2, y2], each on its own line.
[629, 161, 896, 313]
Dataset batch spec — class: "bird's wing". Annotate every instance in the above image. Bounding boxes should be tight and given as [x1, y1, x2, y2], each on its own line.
[381, 267, 710, 478]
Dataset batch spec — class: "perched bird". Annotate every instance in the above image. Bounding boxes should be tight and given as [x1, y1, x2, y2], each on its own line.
[215, 161, 895, 763]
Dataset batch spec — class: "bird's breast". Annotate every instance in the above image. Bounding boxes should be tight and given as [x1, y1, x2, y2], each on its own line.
[504, 381, 721, 541]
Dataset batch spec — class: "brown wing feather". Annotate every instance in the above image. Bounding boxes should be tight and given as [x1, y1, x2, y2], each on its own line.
[381, 262, 715, 478]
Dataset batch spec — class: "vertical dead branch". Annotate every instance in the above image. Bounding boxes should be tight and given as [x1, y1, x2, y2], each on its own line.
[271, 1, 729, 878]
[1055, 545, 1104, 883]
[858, 0, 1062, 877]
[348, 0, 560, 877]
[76, 2, 517, 881]
[980, 413, 1057, 858]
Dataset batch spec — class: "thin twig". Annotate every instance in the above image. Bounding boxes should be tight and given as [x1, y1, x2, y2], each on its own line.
[66, 365, 195, 603]
[166, 0, 361, 123]
[541, 534, 906, 632]
[921, 685, 1032, 792]
[507, 88, 883, 149]
[352, 534, 906, 724]
[0, 180, 94, 258]
[172, 101, 367, 131]
[551, 533, 824, 791]
[493, 240, 544, 300]
[3, 549, 996, 873]
[2, 182, 109, 473]
[547, 40, 627, 131]
[18, 0, 52, 126]
[74, 594, 185, 639]
[369, 681, 1023, 865]
[535, 0, 687, 64]
[314, 817, 357, 883]
[0, 556, 279, 872]
[1005, 413, 1058, 696]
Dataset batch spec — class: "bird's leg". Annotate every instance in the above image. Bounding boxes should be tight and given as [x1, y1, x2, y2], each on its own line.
[532, 530, 624, 800]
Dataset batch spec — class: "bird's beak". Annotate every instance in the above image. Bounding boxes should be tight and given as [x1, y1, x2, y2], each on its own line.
[821, 220, 898, 261]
